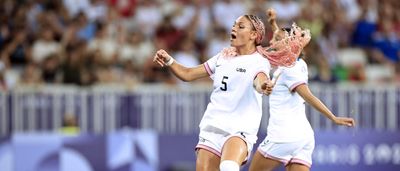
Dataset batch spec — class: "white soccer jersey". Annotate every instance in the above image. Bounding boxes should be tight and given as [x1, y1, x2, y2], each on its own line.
[200, 52, 271, 143]
[267, 58, 314, 142]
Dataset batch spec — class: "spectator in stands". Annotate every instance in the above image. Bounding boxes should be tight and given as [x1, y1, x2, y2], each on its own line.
[0, 66, 6, 91]
[19, 62, 42, 86]
[74, 11, 97, 42]
[134, 0, 162, 38]
[206, 26, 230, 60]
[108, 0, 137, 18]
[297, 1, 323, 39]
[118, 30, 154, 70]
[120, 60, 140, 89]
[371, 19, 400, 64]
[37, 0, 70, 39]
[41, 54, 62, 83]
[351, 0, 378, 48]
[155, 15, 184, 51]
[0, 0, 396, 88]
[329, 3, 353, 48]
[1, 26, 32, 67]
[142, 36, 175, 84]
[61, 42, 87, 85]
[31, 27, 61, 65]
[63, 0, 90, 18]
[249, 9, 355, 171]
[213, 0, 247, 33]
[59, 113, 80, 135]
[173, 36, 201, 87]
[312, 55, 339, 83]
[192, 0, 214, 42]
[267, 0, 301, 27]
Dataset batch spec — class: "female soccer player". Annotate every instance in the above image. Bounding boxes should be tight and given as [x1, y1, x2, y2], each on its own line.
[248, 9, 355, 171]
[153, 9, 307, 169]
[154, 14, 271, 171]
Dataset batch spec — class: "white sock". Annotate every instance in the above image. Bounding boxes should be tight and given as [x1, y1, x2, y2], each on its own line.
[219, 160, 239, 171]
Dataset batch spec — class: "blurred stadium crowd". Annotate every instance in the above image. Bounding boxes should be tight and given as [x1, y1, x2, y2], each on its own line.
[0, 0, 399, 90]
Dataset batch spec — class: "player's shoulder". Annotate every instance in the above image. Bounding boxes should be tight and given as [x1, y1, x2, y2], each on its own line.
[253, 52, 266, 60]
[297, 58, 308, 72]
[297, 58, 307, 67]
[209, 52, 222, 61]
[251, 52, 270, 65]
[286, 58, 307, 70]
[281, 58, 307, 76]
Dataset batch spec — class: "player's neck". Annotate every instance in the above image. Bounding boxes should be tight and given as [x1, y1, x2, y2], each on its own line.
[236, 44, 256, 56]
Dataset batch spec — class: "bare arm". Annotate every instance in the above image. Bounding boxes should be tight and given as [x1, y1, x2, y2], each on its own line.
[266, 8, 283, 44]
[253, 73, 273, 95]
[295, 84, 355, 127]
[254, 67, 283, 95]
[267, 8, 279, 33]
[153, 49, 209, 82]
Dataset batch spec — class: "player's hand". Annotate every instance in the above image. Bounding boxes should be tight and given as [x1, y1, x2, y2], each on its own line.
[333, 117, 355, 127]
[153, 49, 172, 67]
[266, 8, 276, 22]
[260, 80, 274, 95]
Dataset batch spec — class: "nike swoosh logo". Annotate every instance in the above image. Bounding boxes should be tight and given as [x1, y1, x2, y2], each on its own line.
[216, 64, 221, 67]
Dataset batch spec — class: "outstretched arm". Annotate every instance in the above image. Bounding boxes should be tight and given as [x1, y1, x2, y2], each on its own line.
[266, 8, 283, 45]
[267, 8, 279, 33]
[295, 84, 355, 127]
[153, 49, 209, 82]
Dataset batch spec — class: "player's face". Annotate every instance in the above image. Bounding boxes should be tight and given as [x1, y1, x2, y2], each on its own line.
[271, 28, 290, 44]
[274, 29, 286, 41]
[230, 16, 256, 47]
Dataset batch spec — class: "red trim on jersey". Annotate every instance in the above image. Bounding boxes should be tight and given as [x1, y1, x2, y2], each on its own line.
[257, 148, 289, 164]
[288, 158, 311, 168]
[290, 82, 306, 92]
[195, 144, 221, 157]
[203, 63, 213, 76]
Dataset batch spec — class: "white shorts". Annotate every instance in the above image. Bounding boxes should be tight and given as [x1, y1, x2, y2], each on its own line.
[195, 126, 256, 162]
[257, 138, 315, 168]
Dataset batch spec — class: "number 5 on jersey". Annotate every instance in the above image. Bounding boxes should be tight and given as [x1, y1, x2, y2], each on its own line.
[220, 76, 228, 91]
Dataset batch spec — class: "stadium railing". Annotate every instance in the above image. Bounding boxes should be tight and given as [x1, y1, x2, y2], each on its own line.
[0, 83, 398, 137]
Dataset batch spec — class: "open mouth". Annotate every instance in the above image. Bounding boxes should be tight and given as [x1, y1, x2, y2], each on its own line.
[231, 34, 237, 39]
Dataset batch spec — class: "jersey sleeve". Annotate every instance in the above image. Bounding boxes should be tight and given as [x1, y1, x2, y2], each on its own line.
[283, 61, 308, 92]
[253, 57, 271, 80]
[203, 53, 220, 77]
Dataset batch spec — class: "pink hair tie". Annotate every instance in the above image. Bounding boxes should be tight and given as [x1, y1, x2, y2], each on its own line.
[247, 15, 265, 45]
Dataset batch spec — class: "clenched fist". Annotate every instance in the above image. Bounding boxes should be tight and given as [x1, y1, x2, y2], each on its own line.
[266, 8, 276, 23]
[153, 49, 173, 67]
